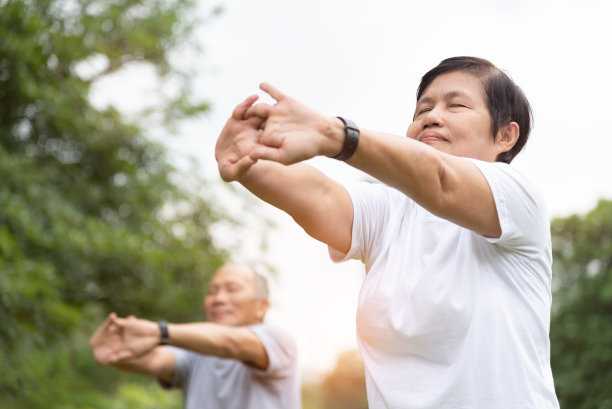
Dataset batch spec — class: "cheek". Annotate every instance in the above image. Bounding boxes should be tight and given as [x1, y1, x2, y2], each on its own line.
[406, 122, 419, 139]
[470, 112, 494, 140]
[229, 294, 249, 309]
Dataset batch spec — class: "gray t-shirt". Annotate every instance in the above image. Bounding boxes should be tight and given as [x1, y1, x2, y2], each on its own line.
[165, 324, 300, 409]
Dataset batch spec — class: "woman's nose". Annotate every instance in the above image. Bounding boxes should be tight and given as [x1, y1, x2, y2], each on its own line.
[422, 107, 444, 129]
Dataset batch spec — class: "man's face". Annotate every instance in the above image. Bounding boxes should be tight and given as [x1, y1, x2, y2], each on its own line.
[204, 264, 268, 326]
[406, 71, 502, 162]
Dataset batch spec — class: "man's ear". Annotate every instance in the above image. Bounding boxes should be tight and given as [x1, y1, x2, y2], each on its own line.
[496, 121, 519, 154]
[255, 299, 270, 323]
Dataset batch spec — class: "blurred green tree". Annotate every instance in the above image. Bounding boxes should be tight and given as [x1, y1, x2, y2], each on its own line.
[550, 199, 612, 409]
[0, 0, 226, 407]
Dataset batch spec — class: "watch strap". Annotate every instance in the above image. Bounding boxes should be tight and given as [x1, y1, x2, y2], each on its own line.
[332, 117, 360, 161]
[158, 320, 170, 345]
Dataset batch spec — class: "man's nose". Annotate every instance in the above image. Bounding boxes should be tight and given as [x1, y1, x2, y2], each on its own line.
[211, 290, 229, 304]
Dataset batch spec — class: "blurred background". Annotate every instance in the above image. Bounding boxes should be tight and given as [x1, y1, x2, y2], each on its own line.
[1, 0, 610, 408]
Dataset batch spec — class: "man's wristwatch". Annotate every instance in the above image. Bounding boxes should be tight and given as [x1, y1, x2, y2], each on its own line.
[158, 320, 170, 345]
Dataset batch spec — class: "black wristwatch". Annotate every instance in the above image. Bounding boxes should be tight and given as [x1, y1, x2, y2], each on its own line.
[158, 320, 170, 345]
[332, 116, 360, 161]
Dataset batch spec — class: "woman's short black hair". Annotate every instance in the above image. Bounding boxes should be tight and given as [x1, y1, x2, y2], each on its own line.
[417, 56, 532, 163]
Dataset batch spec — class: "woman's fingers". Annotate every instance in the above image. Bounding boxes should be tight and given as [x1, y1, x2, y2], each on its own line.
[232, 94, 259, 120]
[246, 103, 272, 121]
[251, 145, 281, 162]
[219, 154, 257, 182]
[260, 82, 286, 102]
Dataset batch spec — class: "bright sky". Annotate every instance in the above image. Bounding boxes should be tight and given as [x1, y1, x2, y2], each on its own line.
[91, 0, 612, 380]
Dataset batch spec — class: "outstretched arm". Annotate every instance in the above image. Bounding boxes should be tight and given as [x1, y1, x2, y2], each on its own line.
[240, 161, 353, 253]
[244, 83, 509, 238]
[105, 316, 271, 370]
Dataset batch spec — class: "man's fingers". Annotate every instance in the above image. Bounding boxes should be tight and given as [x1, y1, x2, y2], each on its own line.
[109, 315, 128, 329]
[232, 94, 259, 120]
[101, 312, 115, 328]
[109, 349, 133, 363]
[260, 83, 286, 102]
[97, 312, 118, 333]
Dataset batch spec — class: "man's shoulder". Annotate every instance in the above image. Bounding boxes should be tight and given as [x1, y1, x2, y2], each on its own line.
[249, 324, 298, 361]
[249, 324, 295, 345]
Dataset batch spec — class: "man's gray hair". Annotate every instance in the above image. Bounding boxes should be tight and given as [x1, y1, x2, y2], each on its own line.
[253, 270, 269, 300]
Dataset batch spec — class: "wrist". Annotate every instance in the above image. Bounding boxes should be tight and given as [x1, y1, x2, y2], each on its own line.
[322, 116, 346, 157]
[157, 320, 170, 345]
[331, 117, 360, 161]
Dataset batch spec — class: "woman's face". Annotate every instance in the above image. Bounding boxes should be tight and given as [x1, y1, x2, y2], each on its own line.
[406, 71, 501, 162]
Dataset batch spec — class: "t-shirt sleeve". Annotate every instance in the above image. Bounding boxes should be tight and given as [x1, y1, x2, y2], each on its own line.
[328, 182, 395, 269]
[160, 346, 193, 389]
[467, 159, 550, 258]
[248, 325, 297, 379]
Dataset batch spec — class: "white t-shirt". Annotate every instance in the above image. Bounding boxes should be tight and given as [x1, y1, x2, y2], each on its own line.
[330, 159, 559, 409]
[165, 324, 300, 409]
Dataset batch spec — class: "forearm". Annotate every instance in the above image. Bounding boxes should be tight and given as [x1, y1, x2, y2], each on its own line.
[297, 116, 448, 208]
[240, 160, 353, 252]
[167, 322, 268, 368]
[112, 351, 158, 374]
[343, 128, 500, 236]
[112, 348, 175, 384]
[239, 82, 499, 236]
[348, 130, 448, 210]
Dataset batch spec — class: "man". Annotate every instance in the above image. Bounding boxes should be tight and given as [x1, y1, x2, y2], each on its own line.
[90, 263, 300, 409]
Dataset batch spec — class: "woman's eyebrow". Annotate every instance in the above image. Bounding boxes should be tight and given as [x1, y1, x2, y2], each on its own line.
[417, 91, 471, 104]
[444, 91, 472, 101]
[416, 96, 434, 106]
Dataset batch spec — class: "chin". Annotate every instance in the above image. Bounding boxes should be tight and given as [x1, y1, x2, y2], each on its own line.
[210, 315, 233, 325]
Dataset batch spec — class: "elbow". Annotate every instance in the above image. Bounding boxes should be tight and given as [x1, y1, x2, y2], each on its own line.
[224, 336, 243, 358]
[217, 331, 251, 360]
[434, 161, 453, 211]
[222, 330, 269, 369]
[413, 151, 449, 214]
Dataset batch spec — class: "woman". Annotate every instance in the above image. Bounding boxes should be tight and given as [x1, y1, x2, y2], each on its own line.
[215, 57, 560, 408]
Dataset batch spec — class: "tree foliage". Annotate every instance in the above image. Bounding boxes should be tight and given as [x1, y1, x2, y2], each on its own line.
[550, 199, 612, 409]
[0, 0, 225, 407]
[302, 349, 368, 409]
[321, 349, 368, 409]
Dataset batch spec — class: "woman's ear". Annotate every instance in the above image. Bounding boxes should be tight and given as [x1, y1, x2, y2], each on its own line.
[496, 121, 519, 154]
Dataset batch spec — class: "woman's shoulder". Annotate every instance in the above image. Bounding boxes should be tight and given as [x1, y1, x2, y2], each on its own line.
[465, 158, 547, 209]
